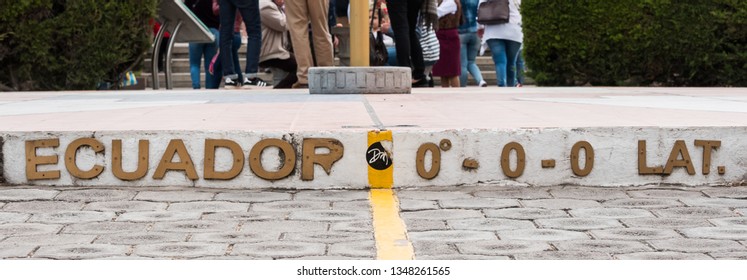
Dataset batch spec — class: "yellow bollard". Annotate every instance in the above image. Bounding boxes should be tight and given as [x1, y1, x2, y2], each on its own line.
[349, 0, 370, 66]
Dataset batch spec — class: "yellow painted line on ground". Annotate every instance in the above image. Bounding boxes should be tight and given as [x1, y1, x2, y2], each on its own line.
[370, 188, 414, 260]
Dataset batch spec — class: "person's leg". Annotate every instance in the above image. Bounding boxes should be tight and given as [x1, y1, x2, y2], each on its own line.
[308, 0, 334, 67]
[487, 39, 507, 87]
[286, 0, 311, 85]
[262, 57, 299, 88]
[505, 40, 522, 87]
[188, 42, 203, 89]
[466, 32, 484, 85]
[452, 76, 461, 87]
[205, 28, 220, 89]
[407, 0, 425, 81]
[232, 32, 243, 81]
[458, 33, 470, 87]
[219, 0, 238, 81]
[386, 46, 397, 66]
[235, 0, 261, 78]
[387, 0, 412, 70]
[515, 48, 525, 86]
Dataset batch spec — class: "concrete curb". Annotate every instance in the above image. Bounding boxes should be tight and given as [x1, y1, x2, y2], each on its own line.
[309, 67, 411, 94]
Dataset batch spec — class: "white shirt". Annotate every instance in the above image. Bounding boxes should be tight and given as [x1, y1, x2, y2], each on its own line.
[437, 0, 458, 18]
[480, 0, 523, 43]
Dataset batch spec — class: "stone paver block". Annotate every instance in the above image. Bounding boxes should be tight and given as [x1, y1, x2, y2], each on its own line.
[448, 218, 536, 231]
[485, 208, 569, 220]
[536, 218, 623, 231]
[405, 219, 449, 232]
[552, 240, 652, 253]
[136, 242, 227, 258]
[457, 241, 551, 255]
[589, 228, 681, 240]
[680, 227, 747, 240]
[401, 209, 483, 220]
[521, 199, 602, 210]
[550, 187, 629, 200]
[514, 251, 612, 260]
[0, 223, 61, 236]
[151, 220, 238, 233]
[309, 66, 411, 94]
[84, 201, 168, 212]
[709, 217, 747, 227]
[167, 201, 250, 212]
[202, 211, 288, 221]
[117, 211, 203, 222]
[95, 233, 187, 245]
[0, 246, 35, 258]
[3, 201, 84, 213]
[0, 212, 30, 223]
[241, 220, 328, 233]
[408, 230, 497, 242]
[284, 231, 372, 243]
[285, 255, 361, 260]
[681, 198, 747, 208]
[569, 208, 654, 219]
[190, 232, 279, 243]
[654, 207, 739, 218]
[332, 200, 371, 210]
[738, 208, 747, 216]
[709, 252, 747, 260]
[398, 199, 439, 211]
[439, 198, 520, 209]
[648, 239, 746, 253]
[419, 255, 510, 260]
[602, 198, 683, 208]
[627, 189, 705, 198]
[232, 241, 326, 258]
[63, 222, 148, 234]
[34, 244, 129, 259]
[55, 189, 136, 202]
[497, 229, 590, 241]
[215, 191, 291, 202]
[473, 188, 552, 199]
[29, 211, 115, 224]
[294, 190, 369, 201]
[702, 188, 747, 199]
[397, 190, 473, 201]
[288, 210, 369, 221]
[621, 218, 713, 229]
[2, 234, 96, 246]
[0, 189, 59, 201]
[411, 241, 459, 256]
[328, 241, 376, 258]
[134, 191, 216, 202]
[330, 220, 373, 232]
[251, 201, 329, 212]
[615, 252, 712, 260]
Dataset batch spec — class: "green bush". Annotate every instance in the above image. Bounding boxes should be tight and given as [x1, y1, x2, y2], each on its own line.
[0, 0, 158, 90]
[523, 0, 747, 86]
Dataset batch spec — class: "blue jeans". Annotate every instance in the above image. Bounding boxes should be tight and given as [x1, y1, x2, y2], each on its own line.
[386, 46, 397, 66]
[219, 0, 260, 78]
[189, 28, 220, 89]
[212, 32, 244, 83]
[459, 32, 484, 87]
[487, 39, 522, 87]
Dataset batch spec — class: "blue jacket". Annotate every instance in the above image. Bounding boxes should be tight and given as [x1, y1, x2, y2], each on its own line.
[458, 0, 479, 33]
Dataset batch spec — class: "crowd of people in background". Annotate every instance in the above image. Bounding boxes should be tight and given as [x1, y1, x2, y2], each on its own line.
[163, 0, 525, 89]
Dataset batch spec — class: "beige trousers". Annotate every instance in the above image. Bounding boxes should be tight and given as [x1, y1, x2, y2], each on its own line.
[285, 0, 334, 84]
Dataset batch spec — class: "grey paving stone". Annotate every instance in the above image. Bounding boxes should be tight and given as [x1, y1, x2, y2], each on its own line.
[521, 199, 602, 209]
[294, 190, 369, 201]
[241, 220, 328, 233]
[484, 208, 569, 220]
[1, 234, 96, 246]
[621, 217, 713, 229]
[536, 218, 623, 231]
[709, 252, 747, 260]
[95, 233, 188, 245]
[330, 220, 373, 232]
[473, 188, 552, 199]
[0, 189, 59, 201]
[63, 222, 148, 234]
[202, 211, 288, 221]
[602, 198, 683, 208]
[680, 227, 747, 240]
[0, 223, 62, 236]
[29, 211, 115, 224]
[0, 212, 30, 223]
[681, 198, 747, 208]
[193, 255, 270, 260]
[251, 201, 329, 212]
[405, 219, 449, 232]
[285, 255, 363, 260]
[215, 191, 292, 202]
[412, 241, 459, 256]
[408, 230, 497, 242]
[418, 254, 510, 260]
[448, 218, 536, 231]
[55, 189, 136, 202]
[135, 242, 227, 258]
[284, 231, 372, 243]
[401, 209, 483, 220]
[117, 211, 203, 222]
[569, 208, 654, 219]
[648, 239, 746, 253]
[397, 190, 473, 200]
[552, 240, 652, 253]
[549, 187, 629, 200]
[288, 210, 369, 221]
[738, 208, 747, 216]
[190, 232, 279, 243]
[627, 189, 705, 198]
[232, 241, 326, 258]
[34, 244, 129, 259]
[167, 201, 250, 212]
[134, 191, 216, 202]
[151, 220, 238, 233]
[497, 229, 590, 241]
[328, 240, 376, 258]
[83, 201, 168, 212]
[438, 198, 520, 209]
[589, 228, 682, 240]
[514, 251, 612, 260]
[0, 246, 36, 258]
[332, 200, 371, 210]
[709, 217, 747, 227]
[398, 199, 439, 211]
[615, 252, 713, 260]
[3, 201, 84, 213]
[457, 241, 551, 255]
[654, 207, 739, 218]
[702, 188, 747, 199]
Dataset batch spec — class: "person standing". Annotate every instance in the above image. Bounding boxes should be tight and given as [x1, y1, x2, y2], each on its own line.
[387, 0, 428, 87]
[186, 0, 221, 89]
[432, 0, 461, 87]
[259, 0, 298, 88]
[458, 0, 486, 87]
[218, 0, 267, 89]
[285, 0, 334, 89]
[481, 0, 523, 87]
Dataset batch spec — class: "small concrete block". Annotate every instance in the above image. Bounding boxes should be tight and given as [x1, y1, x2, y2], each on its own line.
[3, 201, 84, 213]
[680, 227, 747, 240]
[614, 252, 712, 260]
[190, 232, 279, 243]
[232, 241, 326, 258]
[309, 67, 411, 94]
[150, 220, 238, 233]
[0, 223, 62, 236]
[484, 208, 569, 220]
[569, 208, 655, 219]
[549, 187, 629, 200]
[702, 187, 747, 199]
[401, 209, 483, 220]
[408, 230, 497, 242]
[536, 218, 623, 231]
[167, 201, 250, 212]
[241, 220, 328, 233]
[251, 201, 329, 212]
[0, 246, 36, 258]
[514, 251, 612, 260]
[627, 189, 705, 198]
[83, 201, 168, 212]
[473, 188, 552, 199]
[63, 222, 148, 234]
[680, 198, 747, 208]
[34, 244, 129, 259]
[136, 242, 227, 258]
[448, 218, 536, 231]
[709, 217, 747, 227]
[1, 234, 96, 246]
[648, 239, 745, 253]
[284, 231, 372, 243]
[330, 220, 373, 232]
[134, 191, 216, 202]
[202, 211, 288, 221]
[438, 198, 520, 209]
[418, 255, 511, 260]
[29, 211, 115, 224]
[328, 241, 375, 258]
[294, 190, 369, 201]
[397, 190, 473, 201]
[398, 199, 439, 211]
[411, 241, 459, 256]
[288, 210, 369, 221]
[117, 211, 203, 222]
[620, 218, 712, 229]
[405, 219, 449, 232]
[602, 198, 683, 208]
[0, 212, 31, 223]
[709, 252, 747, 260]
[497, 229, 590, 241]
[0, 189, 59, 201]
[521, 199, 602, 210]
[95, 233, 187, 245]
[589, 228, 681, 240]
[551, 240, 652, 254]
[653, 207, 739, 218]
[215, 191, 292, 202]
[55, 189, 136, 202]
[332, 200, 371, 210]
[457, 241, 551, 255]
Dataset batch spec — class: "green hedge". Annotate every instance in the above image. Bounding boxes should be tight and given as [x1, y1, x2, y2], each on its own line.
[523, 0, 747, 86]
[0, 0, 158, 90]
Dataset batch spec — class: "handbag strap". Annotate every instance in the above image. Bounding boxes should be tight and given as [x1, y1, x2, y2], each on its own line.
[370, 2, 383, 32]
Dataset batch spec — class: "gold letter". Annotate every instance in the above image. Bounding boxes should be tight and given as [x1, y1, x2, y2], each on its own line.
[638, 140, 663, 175]
[301, 138, 344, 181]
[694, 140, 721, 175]
[25, 139, 61, 180]
[663, 140, 696, 175]
[249, 138, 296, 180]
[204, 139, 244, 180]
[570, 141, 594, 177]
[112, 139, 149, 181]
[153, 139, 198, 180]
[65, 138, 105, 179]
[501, 142, 525, 178]
[416, 143, 440, 179]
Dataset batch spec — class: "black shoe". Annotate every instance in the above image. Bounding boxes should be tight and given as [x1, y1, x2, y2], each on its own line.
[412, 78, 429, 88]
[242, 77, 268, 88]
[224, 76, 240, 89]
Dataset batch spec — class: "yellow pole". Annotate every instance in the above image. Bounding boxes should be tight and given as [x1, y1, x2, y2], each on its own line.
[350, 0, 370, 66]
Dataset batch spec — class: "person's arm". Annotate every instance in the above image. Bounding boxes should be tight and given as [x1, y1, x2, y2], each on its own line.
[260, 3, 287, 32]
[212, 0, 219, 16]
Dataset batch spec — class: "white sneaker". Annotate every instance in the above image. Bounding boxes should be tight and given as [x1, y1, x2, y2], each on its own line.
[478, 80, 488, 87]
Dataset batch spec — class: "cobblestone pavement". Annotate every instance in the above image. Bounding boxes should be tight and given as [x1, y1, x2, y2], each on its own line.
[1, 185, 746, 260]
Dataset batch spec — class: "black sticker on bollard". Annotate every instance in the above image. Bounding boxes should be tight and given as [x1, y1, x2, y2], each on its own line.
[366, 142, 392, 170]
